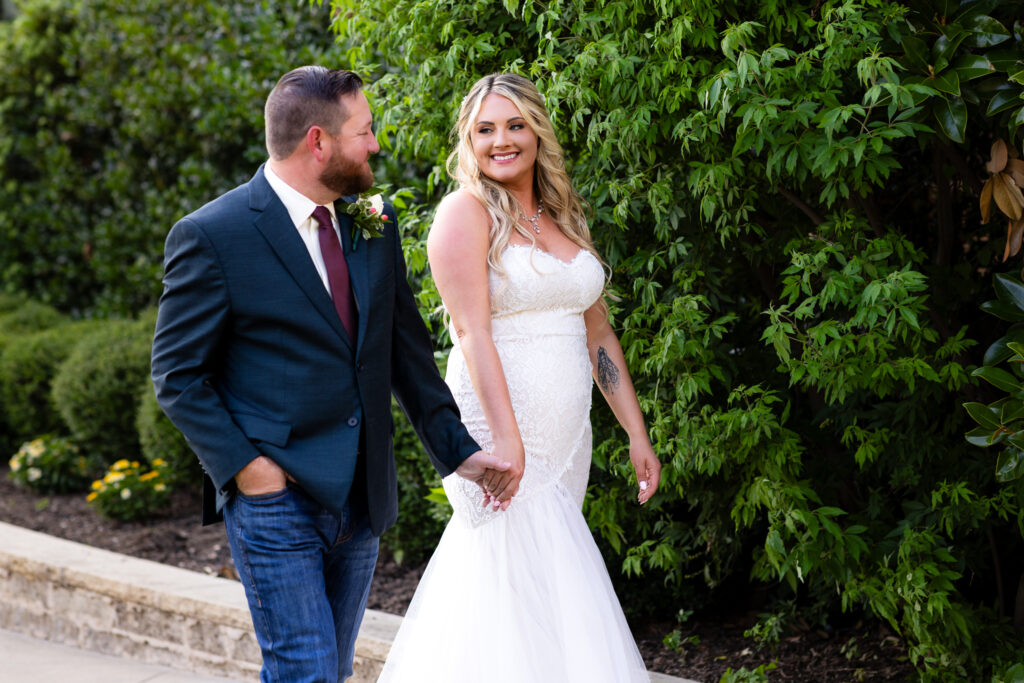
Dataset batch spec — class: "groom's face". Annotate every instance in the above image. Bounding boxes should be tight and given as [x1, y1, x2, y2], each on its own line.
[319, 90, 379, 196]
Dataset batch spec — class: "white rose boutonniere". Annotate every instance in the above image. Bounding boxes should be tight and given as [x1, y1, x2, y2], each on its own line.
[341, 190, 390, 249]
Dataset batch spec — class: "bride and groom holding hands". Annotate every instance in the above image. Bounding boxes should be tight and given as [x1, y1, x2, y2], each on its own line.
[151, 65, 662, 682]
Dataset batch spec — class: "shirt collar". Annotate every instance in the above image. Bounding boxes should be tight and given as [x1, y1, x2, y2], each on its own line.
[264, 163, 337, 228]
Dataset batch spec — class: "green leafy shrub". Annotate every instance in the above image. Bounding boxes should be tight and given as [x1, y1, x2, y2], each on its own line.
[0, 298, 67, 453]
[0, 0, 339, 315]
[964, 272, 1024, 482]
[87, 457, 171, 521]
[331, 0, 1024, 677]
[51, 318, 152, 464]
[0, 293, 28, 315]
[381, 400, 452, 565]
[0, 300, 65, 349]
[136, 381, 199, 487]
[8, 434, 97, 494]
[0, 320, 103, 441]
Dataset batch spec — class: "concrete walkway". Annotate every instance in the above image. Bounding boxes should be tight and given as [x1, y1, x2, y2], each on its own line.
[0, 628, 239, 682]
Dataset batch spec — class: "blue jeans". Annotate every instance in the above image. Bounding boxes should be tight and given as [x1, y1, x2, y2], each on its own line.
[224, 483, 379, 682]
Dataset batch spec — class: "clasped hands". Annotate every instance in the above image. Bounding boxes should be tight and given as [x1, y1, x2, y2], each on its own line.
[455, 448, 523, 511]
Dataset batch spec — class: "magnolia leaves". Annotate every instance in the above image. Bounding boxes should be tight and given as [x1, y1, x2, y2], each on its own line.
[981, 140, 1024, 261]
[966, 272, 1024, 483]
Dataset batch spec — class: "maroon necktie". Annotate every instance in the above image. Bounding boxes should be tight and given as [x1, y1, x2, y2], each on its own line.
[312, 206, 357, 340]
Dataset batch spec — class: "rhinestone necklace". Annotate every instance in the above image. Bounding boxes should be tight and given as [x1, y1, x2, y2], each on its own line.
[521, 200, 544, 234]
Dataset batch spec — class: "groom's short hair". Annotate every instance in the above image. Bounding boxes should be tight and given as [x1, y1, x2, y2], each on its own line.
[264, 66, 364, 160]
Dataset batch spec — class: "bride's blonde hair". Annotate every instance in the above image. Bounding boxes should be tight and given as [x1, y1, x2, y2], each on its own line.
[447, 73, 601, 276]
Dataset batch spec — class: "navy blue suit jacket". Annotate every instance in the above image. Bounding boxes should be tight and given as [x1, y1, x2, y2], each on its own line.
[151, 166, 480, 534]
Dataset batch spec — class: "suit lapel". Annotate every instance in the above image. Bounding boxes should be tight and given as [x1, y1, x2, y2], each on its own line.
[248, 169, 354, 352]
[337, 205, 370, 357]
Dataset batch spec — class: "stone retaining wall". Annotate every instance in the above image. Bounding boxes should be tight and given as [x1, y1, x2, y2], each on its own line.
[0, 522, 398, 681]
[0, 521, 691, 683]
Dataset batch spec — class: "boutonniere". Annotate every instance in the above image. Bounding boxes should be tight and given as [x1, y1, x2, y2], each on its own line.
[340, 190, 389, 250]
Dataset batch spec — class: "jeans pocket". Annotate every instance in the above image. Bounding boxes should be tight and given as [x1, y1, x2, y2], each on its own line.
[236, 486, 291, 503]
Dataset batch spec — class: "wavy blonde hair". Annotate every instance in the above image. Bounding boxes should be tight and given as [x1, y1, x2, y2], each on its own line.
[447, 73, 602, 277]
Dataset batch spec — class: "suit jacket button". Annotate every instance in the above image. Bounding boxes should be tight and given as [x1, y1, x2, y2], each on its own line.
[357, 362, 364, 372]
[347, 417, 359, 427]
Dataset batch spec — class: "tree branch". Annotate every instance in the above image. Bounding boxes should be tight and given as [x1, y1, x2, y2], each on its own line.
[932, 148, 955, 267]
[776, 185, 825, 226]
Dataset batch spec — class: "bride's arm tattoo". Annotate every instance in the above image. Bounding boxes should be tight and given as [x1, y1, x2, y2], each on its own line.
[597, 347, 620, 394]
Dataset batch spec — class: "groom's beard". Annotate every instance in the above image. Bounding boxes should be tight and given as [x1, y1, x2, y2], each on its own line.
[320, 151, 374, 197]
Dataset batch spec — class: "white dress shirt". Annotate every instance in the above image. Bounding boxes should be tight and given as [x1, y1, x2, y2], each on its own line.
[264, 164, 341, 294]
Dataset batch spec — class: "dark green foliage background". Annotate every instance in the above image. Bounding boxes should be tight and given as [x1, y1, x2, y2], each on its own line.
[0, 0, 339, 315]
[3, 0, 1024, 677]
[327, 0, 1024, 677]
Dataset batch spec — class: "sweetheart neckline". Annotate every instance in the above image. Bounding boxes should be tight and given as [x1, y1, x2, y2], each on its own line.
[503, 243, 592, 266]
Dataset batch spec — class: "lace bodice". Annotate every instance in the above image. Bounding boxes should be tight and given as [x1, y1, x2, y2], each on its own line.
[443, 244, 604, 526]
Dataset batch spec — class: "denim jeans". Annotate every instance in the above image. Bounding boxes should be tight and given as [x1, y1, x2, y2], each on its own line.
[224, 482, 379, 682]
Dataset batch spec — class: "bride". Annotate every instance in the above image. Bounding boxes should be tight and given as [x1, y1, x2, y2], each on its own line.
[378, 73, 661, 682]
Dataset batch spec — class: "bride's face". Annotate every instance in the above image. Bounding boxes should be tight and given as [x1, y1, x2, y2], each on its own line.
[471, 94, 539, 187]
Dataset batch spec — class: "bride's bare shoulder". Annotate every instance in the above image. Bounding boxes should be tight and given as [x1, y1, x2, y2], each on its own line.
[435, 188, 488, 222]
[429, 189, 490, 255]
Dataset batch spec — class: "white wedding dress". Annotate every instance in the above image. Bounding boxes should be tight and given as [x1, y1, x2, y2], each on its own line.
[377, 244, 649, 683]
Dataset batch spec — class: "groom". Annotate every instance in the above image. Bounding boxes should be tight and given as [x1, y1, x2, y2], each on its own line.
[151, 66, 512, 682]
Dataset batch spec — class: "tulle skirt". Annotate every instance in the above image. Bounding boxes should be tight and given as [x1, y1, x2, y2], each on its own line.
[377, 481, 650, 683]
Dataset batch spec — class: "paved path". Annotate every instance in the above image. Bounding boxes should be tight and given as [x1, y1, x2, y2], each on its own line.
[0, 629, 241, 683]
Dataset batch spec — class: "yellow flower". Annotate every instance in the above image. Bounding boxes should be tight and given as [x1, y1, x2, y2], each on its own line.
[130, 461, 140, 468]
[87, 492, 98, 502]
[113, 459, 131, 471]
[104, 472, 125, 484]
[154, 483, 167, 492]
[91, 480, 104, 491]
[152, 458, 167, 467]
[9, 457, 21, 472]
[139, 471, 160, 482]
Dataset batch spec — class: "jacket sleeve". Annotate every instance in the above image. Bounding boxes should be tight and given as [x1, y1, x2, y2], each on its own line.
[386, 207, 481, 475]
[151, 217, 262, 491]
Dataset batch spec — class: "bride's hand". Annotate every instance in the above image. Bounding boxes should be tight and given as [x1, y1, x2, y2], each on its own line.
[629, 440, 660, 505]
[482, 439, 525, 510]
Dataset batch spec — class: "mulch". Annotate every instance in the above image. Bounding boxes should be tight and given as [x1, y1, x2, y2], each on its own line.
[0, 466, 915, 681]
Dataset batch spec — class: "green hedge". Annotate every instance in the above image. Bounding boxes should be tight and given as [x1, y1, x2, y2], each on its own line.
[52, 318, 153, 465]
[0, 320, 102, 443]
[381, 402, 452, 565]
[136, 382, 199, 487]
[0, 300, 65, 349]
[0, 299, 66, 452]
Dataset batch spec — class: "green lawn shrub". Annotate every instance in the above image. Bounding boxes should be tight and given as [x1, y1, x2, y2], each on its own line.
[0, 320, 103, 443]
[0, 300, 65, 349]
[0, 293, 27, 315]
[136, 382, 199, 487]
[52, 318, 152, 465]
[0, 298, 67, 452]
